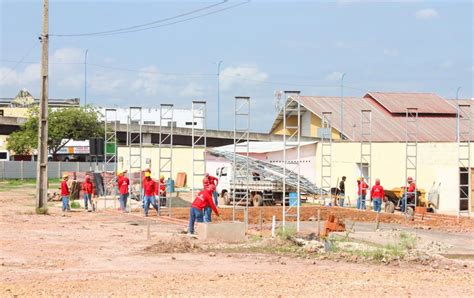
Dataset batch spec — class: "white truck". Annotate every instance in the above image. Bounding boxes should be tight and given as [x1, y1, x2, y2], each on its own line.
[215, 165, 298, 207]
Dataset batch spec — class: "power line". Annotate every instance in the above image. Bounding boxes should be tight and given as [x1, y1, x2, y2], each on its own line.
[50, 1, 248, 37]
[0, 42, 38, 82]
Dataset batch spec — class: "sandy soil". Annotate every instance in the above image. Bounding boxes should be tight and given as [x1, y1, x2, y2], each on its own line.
[1, 187, 473, 297]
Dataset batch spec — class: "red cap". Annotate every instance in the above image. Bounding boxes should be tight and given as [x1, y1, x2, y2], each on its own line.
[407, 176, 413, 182]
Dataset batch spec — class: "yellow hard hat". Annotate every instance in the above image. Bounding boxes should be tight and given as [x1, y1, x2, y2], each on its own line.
[145, 172, 151, 177]
[117, 170, 122, 176]
[62, 173, 69, 179]
[160, 175, 164, 179]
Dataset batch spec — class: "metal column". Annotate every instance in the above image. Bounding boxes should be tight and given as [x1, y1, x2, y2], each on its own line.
[159, 104, 174, 216]
[405, 108, 418, 213]
[320, 112, 332, 206]
[191, 101, 207, 201]
[458, 104, 471, 217]
[103, 108, 118, 209]
[128, 107, 143, 212]
[360, 110, 372, 207]
[232, 96, 250, 223]
[282, 91, 301, 231]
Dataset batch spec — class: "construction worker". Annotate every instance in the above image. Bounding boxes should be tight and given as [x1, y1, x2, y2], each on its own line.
[143, 172, 159, 217]
[188, 184, 220, 234]
[118, 170, 130, 212]
[370, 178, 385, 213]
[338, 176, 346, 207]
[401, 177, 417, 212]
[158, 175, 166, 207]
[203, 173, 219, 206]
[60, 174, 71, 212]
[82, 175, 93, 212]
[357, 177, 368, 210]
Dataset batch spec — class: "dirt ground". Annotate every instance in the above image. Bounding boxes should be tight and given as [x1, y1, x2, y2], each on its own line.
[1, 186, 474, 297]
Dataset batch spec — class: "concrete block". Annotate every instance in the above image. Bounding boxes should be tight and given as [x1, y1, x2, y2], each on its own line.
[196, 222, 246, 242]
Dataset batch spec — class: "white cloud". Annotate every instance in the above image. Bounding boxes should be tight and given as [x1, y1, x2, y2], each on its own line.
[131, 66, 176, 97]
[0, 63, 40, 87]
[50, 48, 84, 63]
[383, 48, 399, 57]
[325, 71, 344, 81]
[415, 8, 439, 20]
[219, 65, 268, 91]
[179, 82, 204, 97]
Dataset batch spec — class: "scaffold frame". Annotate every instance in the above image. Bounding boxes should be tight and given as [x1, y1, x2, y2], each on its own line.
[103, 108, 118, 209]
[191, 101, 207, 201]
[320, 112, 332, 206]
[457, 104, 471, 217]
[405, 108, 418, 214]
[159, 104, 174, 217]
[282, 91, 301, 231]
[232, 96, 250, 223]
[360, 110, 372, 207]
[128, 107, 143, 212]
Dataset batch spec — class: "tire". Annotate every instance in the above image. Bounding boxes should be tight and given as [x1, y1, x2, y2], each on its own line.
[223, 191, 231, 205]
[385, 200, 395, 213]
[252, 194, 264, 207]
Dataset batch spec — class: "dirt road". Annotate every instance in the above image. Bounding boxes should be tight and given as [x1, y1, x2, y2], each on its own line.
[1, 187, 473, 296]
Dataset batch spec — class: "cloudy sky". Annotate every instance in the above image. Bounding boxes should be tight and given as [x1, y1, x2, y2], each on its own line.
[0, 0, 472, 132]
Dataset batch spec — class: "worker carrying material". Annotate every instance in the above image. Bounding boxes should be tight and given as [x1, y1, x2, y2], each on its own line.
[401, 177, 417, 212]
[188, 184, 220, 234]
[60, 174, 71, 212]
[82, 175, 93, 212]
[357, 177, 368, 210]
[370, 178, 385, 213]
[118, 170, 130, 212]
[203, 173, 219, 222]
[143, 172, 159, 217]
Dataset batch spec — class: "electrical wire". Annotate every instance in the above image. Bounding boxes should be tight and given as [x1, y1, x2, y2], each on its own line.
[50, 1, 249, 37]
[0, 42, 38, 82]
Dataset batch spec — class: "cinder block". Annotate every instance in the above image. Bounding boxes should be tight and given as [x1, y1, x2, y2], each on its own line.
[196, 222, 246, 242]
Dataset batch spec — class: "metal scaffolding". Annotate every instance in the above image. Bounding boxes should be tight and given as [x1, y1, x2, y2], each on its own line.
[232, 96, 250, 223]
[159, 104, 174, 216]
[191, 101, 207, 201]
[320, 112, 332, 205]
[282, 91, 301, 231]
[128, 107, 143, 212]
[360, 110, 372, 207]
[457, 104, 471, 217]
[103, 108, 118, 209]
[405, 108, 418, 213]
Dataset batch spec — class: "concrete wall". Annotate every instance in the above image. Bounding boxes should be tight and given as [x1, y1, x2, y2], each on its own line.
[0, 108, 29, 118]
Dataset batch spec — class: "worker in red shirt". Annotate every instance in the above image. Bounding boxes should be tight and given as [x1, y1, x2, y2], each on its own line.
[143, 172, 159, 217]
[82, 175, 93, 212]
[357, 177, 368, 210]
[158, 175, 167, 207]
[60, 174, 70, 212]
[401, 177, 417, 212]
[188, 184, 220, 234]
[370, 178, 385, 213]
[118, 170, 130, 212]
[203, 173, 219, 222]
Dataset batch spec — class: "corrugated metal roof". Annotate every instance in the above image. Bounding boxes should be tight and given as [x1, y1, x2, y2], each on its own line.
[365, 92, 457, 114]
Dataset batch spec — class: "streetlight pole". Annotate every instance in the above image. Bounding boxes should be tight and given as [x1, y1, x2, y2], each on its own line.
[340, 73, 346, 139]
[217, 60, 223, 130]
[84, 49, 88, 106]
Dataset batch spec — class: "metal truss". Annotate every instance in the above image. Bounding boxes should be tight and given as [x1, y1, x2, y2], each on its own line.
[360, 110, 372, 206]
[191, 101, 207, 201]
[128, 107, 142, 212]
[458, 104, 471, 217]
[159, 104, 174, 216]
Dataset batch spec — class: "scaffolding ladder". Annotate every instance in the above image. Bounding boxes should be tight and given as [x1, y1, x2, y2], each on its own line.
[458, 104, 471, 217]
[232, 96, 250, 224]
[360, 110, 372, 208]
[103, 108, 118, 209]
[191, 101, 207, 201]
[128, 107, 143, 212]
[405, 108, 418, 214]
[159, 104, 174, 216]
[282, 91, 301, 231]
[320, 112, 332, 206]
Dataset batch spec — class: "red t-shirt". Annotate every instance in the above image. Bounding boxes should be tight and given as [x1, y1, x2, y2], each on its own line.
[143, 178, 156, 196]
[119, 176, 130, 195]
[357, 181, 368, 195]
[370, 184, 385, 199]
[81, 180, 93, 195]
[191, 190, 219, 216]
[61, 180, 69, 196]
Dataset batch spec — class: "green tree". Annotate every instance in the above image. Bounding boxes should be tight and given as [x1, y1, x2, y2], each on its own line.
[7, 106, 104, 158]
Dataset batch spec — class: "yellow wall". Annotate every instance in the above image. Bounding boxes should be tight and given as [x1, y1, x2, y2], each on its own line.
[0, 108, 29, 118]
[272, 115, 298, 135]
[272, 113, 340, 139]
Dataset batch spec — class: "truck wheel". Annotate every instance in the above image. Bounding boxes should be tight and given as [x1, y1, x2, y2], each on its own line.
[223, 191, 231, 205]
[252, 194, 264, 207]
[385, 201, 395, 213]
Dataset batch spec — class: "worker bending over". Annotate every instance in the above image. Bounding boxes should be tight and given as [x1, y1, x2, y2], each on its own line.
[143, 172, 159, 217]
[357, 177, 368, 210]
[82, 175, 93, 212]
[118, 170, 130, 212]
[370, 178, 385, 213]
[188, 184, 220, 234]
[203, 173, 219, 222]
[60, 174, 71, 212]
[401, 177, 416, 213]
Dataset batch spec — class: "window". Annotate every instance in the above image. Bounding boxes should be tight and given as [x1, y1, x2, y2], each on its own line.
[143, 121, 155, 125]
[167, 121, 177, 127]
[185, 121, 197, 126]
[0, 109, 3, 116]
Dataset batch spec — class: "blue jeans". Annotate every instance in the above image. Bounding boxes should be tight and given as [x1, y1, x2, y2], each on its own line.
[203, 207, 212, 222]
[373, 198, 382, 213]
[213, 190, 218, 206]
[62, 196, 70, 211]
[119, 193, 129, 211]
[401, 193, 411, 212]
[143, 196, 159, 216]
[357, 194, 366, 210]
[338, 193, 345, 207]
[83, 194, 92, 210]
[188, 207, 204, 234]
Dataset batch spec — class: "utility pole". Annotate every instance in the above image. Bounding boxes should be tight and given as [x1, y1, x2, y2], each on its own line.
[36, 0, 49, 210]
[217, 60, 223, 130]
[84, 49, 88, 106]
